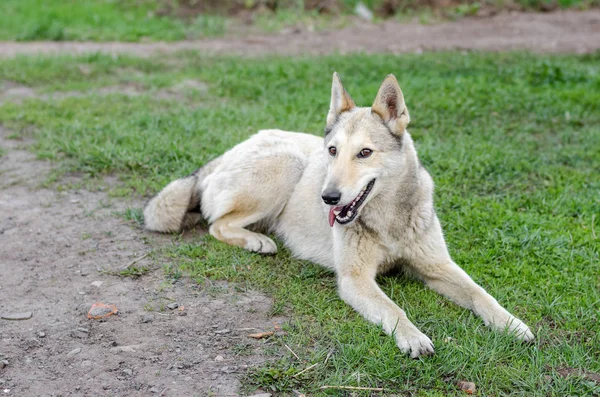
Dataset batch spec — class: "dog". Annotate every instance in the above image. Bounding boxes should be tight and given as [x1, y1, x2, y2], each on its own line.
[144, 73, 534, 357]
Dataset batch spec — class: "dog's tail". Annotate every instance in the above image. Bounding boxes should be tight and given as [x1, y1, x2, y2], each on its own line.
[143, 158, 221, 233]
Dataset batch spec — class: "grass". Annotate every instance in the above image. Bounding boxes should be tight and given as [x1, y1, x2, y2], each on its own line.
[0, 51, 599, 395]
[0, 0, 227, 41]
[0, 0, 597, 42]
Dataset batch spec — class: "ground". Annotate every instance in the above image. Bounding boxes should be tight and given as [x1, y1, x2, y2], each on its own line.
[0, 127, 284, 396]
[1, 10, 599, 57]
[0, 11, 599, 397]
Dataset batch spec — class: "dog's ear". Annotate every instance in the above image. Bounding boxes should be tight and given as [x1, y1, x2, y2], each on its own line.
[326, 72, 355, 130]
[372, 74, 410, 135]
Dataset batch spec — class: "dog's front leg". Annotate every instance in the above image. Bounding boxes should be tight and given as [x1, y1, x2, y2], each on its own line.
[408, 219, 534, 341]
[334, 232, 435, 358]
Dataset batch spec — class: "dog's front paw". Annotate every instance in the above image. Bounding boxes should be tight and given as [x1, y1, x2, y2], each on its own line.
[395, 327, 435, 358]
[506, 317, 535, 342]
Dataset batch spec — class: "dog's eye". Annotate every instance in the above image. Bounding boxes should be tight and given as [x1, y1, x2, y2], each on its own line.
[328, 146, 337, 156]
[358, 148, 373, 158]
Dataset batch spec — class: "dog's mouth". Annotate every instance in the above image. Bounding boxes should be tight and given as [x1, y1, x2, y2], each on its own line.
[328, 179, 376, 227]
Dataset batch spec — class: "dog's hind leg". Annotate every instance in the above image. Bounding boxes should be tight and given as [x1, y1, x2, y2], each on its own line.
[209, 211, 277, 254]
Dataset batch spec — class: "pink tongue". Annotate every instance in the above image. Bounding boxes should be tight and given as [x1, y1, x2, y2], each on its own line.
[328, 207, 342, 227]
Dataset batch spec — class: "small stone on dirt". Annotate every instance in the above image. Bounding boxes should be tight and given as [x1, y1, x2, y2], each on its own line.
[37, 332, 46, 338]
[1, 311, 33, 321]
[122, 368, 133, 377]
[214, 329, 230, 334]
[110, 346, 136, 353]
[87, 302, 118, 319]
[0, 361, 7, 369]
[166, 302, 179, 310]
[91, 281, 103, 288]
[141, 314, 155, 323]
[214, 355, 224, 362]
[67, 348, 82, 358]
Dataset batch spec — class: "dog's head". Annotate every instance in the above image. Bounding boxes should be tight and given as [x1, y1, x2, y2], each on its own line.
[322, 73, 410, 227]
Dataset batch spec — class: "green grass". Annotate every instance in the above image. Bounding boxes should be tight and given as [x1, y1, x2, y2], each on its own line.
[0, 51, 598, 395]
[0, 0, 227, 41]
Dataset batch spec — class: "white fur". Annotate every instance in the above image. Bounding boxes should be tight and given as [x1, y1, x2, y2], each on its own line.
[144, 75, 534, 357]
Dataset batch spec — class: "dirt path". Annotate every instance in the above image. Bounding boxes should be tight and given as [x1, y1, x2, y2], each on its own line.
[0, 10, 599, 57]
[0, 128, 281, 396]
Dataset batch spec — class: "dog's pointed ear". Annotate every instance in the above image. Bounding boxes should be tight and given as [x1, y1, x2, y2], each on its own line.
[326, 72, 355, 130]
[371, 74, 410, 135]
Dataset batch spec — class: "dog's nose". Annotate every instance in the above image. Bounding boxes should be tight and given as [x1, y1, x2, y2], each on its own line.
[322, 189, 341, 205]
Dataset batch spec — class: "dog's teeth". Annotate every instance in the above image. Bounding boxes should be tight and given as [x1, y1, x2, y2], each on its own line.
[347, 210, 353, 217]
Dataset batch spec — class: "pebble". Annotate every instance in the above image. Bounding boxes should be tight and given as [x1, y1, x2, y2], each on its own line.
[166, 302, 179, 310]
[91, 281, 103, 288]
[38, 332, 46, 338]
[0, 360, 7, 369]
[88, 304, 116, 318]
[141, 314, 155, 323]
[150, 386, 162, 393]
[110, 346, 136, 353]
[214, 329, 230, 334]
[1, 312, 33, 321]
[214, 355, 224, 362]
[122, 368, 133, 377]
[67, 348, 82, 358]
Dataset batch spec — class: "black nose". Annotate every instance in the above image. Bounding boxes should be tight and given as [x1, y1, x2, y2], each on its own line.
[322, 189, 341, 205]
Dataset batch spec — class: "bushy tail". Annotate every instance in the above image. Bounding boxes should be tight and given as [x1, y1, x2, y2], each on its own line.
[143, 158, 221, 233]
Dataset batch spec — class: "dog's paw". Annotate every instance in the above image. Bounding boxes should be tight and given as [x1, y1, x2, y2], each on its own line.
[506, 317, 535, 342]
[245, 234, 278, 255]
[395, 328, 435, 358]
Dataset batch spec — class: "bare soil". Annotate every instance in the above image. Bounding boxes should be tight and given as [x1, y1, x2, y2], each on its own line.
[0, 10, 599, 57]
[0, 127, 281, 397]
